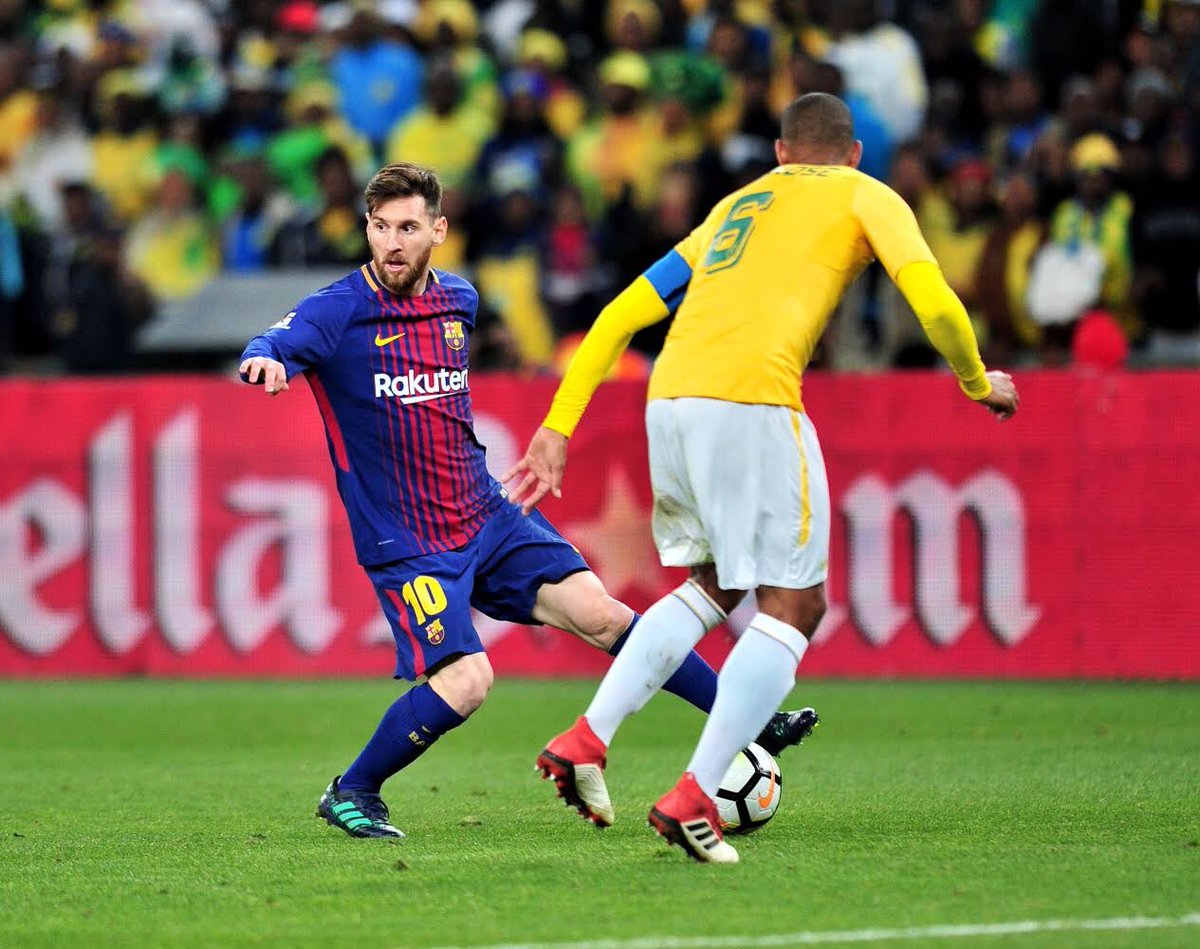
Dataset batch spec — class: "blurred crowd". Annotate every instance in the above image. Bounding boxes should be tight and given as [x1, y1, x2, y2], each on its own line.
[0, 0, 1198, 375]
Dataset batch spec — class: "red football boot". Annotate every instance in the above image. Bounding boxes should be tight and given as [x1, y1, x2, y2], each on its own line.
[648, 772, 739, 863]
[535, 716, 614, 827]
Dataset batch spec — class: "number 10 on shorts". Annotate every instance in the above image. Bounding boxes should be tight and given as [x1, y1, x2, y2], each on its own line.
[400, 575, 447, 624]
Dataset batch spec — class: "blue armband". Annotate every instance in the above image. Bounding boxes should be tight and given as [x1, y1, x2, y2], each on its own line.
[643, 249, 692, 316]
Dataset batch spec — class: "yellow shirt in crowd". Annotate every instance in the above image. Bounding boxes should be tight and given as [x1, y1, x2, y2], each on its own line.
[385, 106, 490, 192]
[92, 129, 160, 221]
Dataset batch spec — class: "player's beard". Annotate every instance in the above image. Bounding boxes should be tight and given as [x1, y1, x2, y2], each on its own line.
[375, 242, 434, 296]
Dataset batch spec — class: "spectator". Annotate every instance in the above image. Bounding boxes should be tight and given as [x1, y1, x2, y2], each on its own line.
[329, 5, 423, 151]
[703, 15, 754, 76]
[386, 58, 491, 191]
[685, 4, 773, 66]
[274, 147, 367, 267]
[1120, 67, 1175, 179]
[212, 143, 295, 272]
[124, 168, 219, 301]
[953, 0, 1027, 70]
[54, 225, 154, 374]
[824, 0, 928, 143]
[988, 69, 1050, 170]
[1131, 136, 1200, 365]
[1161, 0, 1200, 113]
[474, 178, 556, 370]
[0, 46, 36, 173]
[515, 29, 587, 140]
[1057, 75, 1107, 142]
[416, 0, 500, 127]
[650, 42, 729, 142]
[716, 56, 775, 146]
[272, 0, 328, 89]
[267, 80, 372, 205]
[1047, 133, 1136, 334]
[1027, 125, 1074, 217]
[608, 0, 663, 54]
[90, 70, 160, 222]
[155, 114, 211, 203]
[217, 64, 282, 149]
[975, 171, 1046, 363]
[11, 88, 93, 231]
[916, 8, 991, 145]
[926, 159, 995, 319]
[475, 69, 564, 222]
[568, 52, 662, 215]
[42, 182, 106, 312]
[542, 183, 603, 338]
[156, 37, 226, 118]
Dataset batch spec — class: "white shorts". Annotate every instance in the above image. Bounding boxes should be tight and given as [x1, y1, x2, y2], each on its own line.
[645, 398, 830, 591]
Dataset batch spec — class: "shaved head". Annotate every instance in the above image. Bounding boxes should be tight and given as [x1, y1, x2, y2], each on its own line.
[780, 92, 855, 154]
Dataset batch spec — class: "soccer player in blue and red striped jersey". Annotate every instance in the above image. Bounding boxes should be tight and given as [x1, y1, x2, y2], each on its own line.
[240, 163, 815, 839]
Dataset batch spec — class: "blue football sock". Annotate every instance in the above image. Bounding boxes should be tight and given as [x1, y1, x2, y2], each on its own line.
[339, 682, 466, 794]
[608, 613, 718, 713]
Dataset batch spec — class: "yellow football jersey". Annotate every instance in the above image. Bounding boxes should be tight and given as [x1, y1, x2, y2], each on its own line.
[647, 164, 937, 410]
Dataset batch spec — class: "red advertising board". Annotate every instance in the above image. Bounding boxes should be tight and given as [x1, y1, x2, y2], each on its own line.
[0, 371, 1196, 679]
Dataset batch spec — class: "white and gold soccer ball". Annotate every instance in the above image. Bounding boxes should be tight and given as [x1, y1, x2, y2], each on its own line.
[715, 742, 782, 835]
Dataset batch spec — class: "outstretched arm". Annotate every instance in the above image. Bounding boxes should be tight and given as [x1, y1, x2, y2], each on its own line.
[504, 252, 690, 513]
[239, 294, 353, 398]
[895, 261, 1018, 419]
[855, 179, 1018, 419]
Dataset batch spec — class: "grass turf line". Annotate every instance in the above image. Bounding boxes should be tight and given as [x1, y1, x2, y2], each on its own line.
[1, 680, 1197, 948]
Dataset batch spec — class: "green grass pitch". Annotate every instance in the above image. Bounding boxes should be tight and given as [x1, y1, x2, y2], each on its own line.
[2, 679, 1198, 948]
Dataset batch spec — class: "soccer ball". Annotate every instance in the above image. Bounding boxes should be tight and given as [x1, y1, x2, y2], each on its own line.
[715, 742, 782, 835]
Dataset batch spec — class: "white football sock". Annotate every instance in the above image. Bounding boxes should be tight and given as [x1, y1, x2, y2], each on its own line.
[687, 613, 809, 798]
[585, 580, 725, 745]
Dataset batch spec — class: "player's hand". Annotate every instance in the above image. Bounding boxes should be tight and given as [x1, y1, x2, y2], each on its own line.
[239, 357, 289, 396]
[979, 370, 1018, 421]
[502, 427, 568, 515]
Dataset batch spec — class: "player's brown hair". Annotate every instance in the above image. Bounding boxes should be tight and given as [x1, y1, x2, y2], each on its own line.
[364, 162, 443, 218]
[780, 92, 855, 153]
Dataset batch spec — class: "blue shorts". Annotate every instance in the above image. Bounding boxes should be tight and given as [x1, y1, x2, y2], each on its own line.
[365, 503, 589, 680]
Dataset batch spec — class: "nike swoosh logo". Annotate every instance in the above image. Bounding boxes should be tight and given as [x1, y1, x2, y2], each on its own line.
[757, 770, 777, 809]
[375, 331, 405, 346]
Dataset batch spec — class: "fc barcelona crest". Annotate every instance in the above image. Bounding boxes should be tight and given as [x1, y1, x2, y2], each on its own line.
[425, 618, 446, 645]
[443, 320, 465, 350]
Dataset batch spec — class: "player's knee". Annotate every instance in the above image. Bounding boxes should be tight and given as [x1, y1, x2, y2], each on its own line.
[796, 589, 827, 637]
[688, 564, 744, 615]
[758, 585, 826, 638]
[582, 594, 633, 650]
[458, 663, 494, 713]
[429, 654, 494, 716]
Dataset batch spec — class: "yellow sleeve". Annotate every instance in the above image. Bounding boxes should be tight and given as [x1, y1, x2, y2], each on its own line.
[674, 224, 706, 269]
[542, 276, 671, 437]
[895, 261, 992, 400]
[853, 177, 938, 278]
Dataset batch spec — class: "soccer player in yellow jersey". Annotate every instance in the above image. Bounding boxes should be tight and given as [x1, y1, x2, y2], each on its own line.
[506, 93, 1020, 863]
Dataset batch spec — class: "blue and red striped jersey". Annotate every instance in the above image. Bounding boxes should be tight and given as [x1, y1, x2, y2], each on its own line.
[240, 264, 505, 565]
